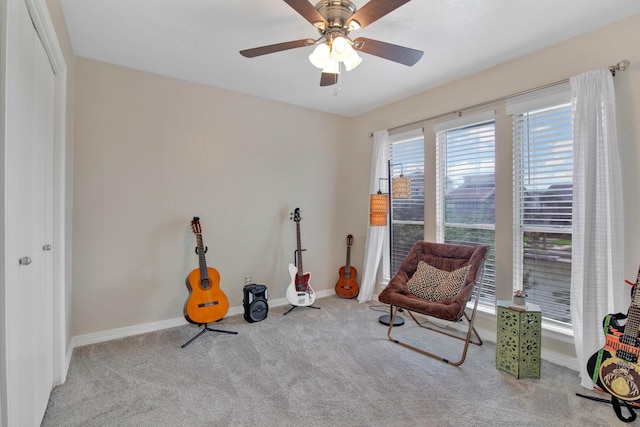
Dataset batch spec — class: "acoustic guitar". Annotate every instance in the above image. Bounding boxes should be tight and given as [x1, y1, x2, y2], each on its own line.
[285, 208, 315, 307]
[335, 234, 359, 299]
[184, 217, 229, 324]
[587, 266, 640, 402]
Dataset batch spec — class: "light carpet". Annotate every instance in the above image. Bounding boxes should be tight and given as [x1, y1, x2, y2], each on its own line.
[42, 296, 627, 426]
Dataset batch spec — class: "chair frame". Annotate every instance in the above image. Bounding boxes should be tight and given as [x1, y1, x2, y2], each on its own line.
[386, 266, 486, 366]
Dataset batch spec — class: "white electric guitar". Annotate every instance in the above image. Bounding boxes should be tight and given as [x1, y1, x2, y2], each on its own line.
[285, 208, 315, 307]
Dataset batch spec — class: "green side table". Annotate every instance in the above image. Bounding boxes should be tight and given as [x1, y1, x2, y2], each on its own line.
[496, 300, 541, 379]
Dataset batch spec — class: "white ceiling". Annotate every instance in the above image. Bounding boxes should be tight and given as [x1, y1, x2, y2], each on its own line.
[59, 0, 640, 117]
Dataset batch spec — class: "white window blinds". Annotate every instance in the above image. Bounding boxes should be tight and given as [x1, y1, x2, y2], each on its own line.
[435, 112, 496, 305]
[511, 88, 573, 324]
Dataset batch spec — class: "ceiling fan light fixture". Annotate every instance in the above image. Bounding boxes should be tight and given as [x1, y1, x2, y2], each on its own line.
[309, 42, 330, 69]
[240, 0, 424, 87]
[343, 50, 362, 71]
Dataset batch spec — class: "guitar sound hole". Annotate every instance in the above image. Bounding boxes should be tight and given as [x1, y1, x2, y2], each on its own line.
[200, 278, 211, 289]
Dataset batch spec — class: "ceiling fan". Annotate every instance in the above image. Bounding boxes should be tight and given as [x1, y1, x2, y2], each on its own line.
[239, 0, 424, 87]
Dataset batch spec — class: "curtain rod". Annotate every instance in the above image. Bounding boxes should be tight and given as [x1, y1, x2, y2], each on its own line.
[369, 59, 631, 136]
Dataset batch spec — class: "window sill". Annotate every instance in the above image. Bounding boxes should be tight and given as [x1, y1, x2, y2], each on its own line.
[541, 319, 574, 344]
[476, 302, 574, 343]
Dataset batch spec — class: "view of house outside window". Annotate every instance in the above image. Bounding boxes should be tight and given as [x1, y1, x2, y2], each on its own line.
[436, 118, 497, 305]
[513, 102, 573, 325]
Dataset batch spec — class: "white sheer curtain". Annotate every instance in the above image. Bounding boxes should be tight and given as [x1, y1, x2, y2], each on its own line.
[570, 70, 626, 389]
[359, 130, 389, 303]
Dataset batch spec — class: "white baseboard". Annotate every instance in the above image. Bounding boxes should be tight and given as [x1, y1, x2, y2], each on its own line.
[72, 317, 189, 348]
[70, 288, 335, 350]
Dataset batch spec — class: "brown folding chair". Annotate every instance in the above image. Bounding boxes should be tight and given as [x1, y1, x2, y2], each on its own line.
[378, 241, 489, 366]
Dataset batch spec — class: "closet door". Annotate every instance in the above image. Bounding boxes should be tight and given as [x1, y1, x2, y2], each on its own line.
[3, 0, 55, 424]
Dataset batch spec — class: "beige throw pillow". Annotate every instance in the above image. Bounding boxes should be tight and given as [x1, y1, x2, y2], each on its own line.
[405, 261, 470, 302]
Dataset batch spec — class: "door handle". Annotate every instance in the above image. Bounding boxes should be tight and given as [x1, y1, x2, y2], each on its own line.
[43, 244, 52, 251]
[19, 256, 32, 266]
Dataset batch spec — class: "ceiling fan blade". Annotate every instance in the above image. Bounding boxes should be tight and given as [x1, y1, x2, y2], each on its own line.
[240, 39, 314, 58]
[354, 37, 423, 66]
[346, 0, 411, 30]
[320, 72, 338, 87]
[283, 0, 329, 29]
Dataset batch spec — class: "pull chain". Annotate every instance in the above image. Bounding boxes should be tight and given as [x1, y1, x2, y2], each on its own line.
[333, 63, 343, 96]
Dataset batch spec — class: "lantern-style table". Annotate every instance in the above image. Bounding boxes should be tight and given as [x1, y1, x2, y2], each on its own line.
[496, 300, 541, 379]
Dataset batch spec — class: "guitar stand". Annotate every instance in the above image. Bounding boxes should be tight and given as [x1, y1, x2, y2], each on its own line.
[181, 321, 238, 348]
[283, 304, 321, 315]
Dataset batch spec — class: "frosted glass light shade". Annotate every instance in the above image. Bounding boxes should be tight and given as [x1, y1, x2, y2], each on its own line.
[343, 50, 362, 71]
[309, 43, 330, 69]
[331, 36, 353, 62]
[309, 38, 362, 72]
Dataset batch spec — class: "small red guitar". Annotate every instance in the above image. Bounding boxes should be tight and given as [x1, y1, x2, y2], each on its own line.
[184, 217, 229, 324]
[335, 234, 359, 299]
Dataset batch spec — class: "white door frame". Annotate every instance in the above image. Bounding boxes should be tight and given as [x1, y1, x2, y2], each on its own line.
[0, 0, 68, 423]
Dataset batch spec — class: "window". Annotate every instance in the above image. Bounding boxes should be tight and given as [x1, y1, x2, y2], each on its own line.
[389, 129, 425, 277]
[511, 90, 573, 325]
[435, 113, 496, 305]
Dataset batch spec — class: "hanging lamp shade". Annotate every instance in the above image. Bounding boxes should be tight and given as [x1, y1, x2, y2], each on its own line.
[370, 192, 389, 226]
[392, 175, 411, 199]
[370, 212, 387, 226]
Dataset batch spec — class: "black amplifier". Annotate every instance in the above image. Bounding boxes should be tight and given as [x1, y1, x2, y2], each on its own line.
[243, 284, 268, 323]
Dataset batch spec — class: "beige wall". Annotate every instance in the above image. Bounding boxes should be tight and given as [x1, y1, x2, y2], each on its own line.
[72, 58, 350, 335]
